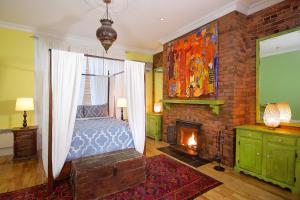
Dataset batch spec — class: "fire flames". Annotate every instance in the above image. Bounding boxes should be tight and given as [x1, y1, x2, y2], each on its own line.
[188, 133, 197, 146]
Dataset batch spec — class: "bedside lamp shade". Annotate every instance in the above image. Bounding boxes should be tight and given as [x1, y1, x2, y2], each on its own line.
[277, 102, 292, 123]
[15, 98, 34, 111]
[117, 98, 127, 108]
[117, 98, 127, 121]
[154, 102, 162, 113]
[263, 103, 280, 128]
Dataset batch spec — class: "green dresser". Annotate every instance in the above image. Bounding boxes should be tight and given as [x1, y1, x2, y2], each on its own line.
[146, 113, 162, 141]
[235, 125, 300, 195]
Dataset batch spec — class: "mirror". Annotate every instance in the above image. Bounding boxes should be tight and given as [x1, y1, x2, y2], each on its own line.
[154, 67, 163, 112]
[257, 27, 300, 125]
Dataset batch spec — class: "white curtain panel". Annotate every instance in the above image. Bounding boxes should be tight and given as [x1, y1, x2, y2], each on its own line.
[124, 60, 145, 154]
[88, 57, 125, 117]
[106, 59, 125, 118]
[88, 57, 109, 105]
[78, 59, 87, 105]
[35, 38, 50, 176]
[51, 49, 85, 178]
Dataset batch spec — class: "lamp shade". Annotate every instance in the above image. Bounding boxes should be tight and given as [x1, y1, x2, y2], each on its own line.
[263, 103, 280, 128]
[154, 102, 162, 113]
[277, 102, 292, 123]
[117, 98, 127, 108]
[15, 98, 34, 111]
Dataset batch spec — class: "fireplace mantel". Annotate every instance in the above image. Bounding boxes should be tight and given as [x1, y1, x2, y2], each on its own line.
[163, 99, 224, 115]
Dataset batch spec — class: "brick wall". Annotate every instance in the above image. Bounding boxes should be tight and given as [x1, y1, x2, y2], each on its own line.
[162, 0, 300, 167]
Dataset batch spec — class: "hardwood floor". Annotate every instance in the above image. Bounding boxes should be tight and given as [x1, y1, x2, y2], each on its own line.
[0, 139, 299, 200]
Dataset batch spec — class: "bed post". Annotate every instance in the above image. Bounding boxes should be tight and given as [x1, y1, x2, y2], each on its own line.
[108, 70, 110, 115]
[48, 49, 54, 193]
[143, 64, 147, 156]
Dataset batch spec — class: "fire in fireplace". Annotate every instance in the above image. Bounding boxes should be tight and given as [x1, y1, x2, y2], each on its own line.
[170, 120, 202, 157]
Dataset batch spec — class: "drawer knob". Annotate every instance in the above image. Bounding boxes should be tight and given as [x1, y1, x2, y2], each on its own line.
[248, 133, 252, 136]
[267, 154, 270, 158]
[278, 139, 283, 142]
[256, 152, 260, 156]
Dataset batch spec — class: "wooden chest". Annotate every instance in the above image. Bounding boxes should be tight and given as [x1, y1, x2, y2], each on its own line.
[71, 148, 146, 200]
[12, 126, 37, 160]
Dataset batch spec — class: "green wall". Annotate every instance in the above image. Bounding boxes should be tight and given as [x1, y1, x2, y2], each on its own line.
[260, 50, 300, 121]
[0, 28, 35, 128]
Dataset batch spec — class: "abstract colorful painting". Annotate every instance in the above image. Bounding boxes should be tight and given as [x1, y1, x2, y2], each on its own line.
[167, 21, 218, 98]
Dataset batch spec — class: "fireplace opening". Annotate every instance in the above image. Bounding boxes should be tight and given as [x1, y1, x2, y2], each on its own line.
[170, 120, 202, 157]
[179, 127, 198, 150]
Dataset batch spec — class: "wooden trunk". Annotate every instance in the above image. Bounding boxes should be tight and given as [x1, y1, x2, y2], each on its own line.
[71, 148, 146, 200]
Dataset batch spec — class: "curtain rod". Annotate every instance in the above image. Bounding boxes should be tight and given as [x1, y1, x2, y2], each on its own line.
[84, 54, 124, 62]
[81, 71, 124, 77]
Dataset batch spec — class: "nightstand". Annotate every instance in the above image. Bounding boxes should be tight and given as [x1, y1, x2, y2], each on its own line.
[146, 113, 162, 141]
[12, 126, 37, 160]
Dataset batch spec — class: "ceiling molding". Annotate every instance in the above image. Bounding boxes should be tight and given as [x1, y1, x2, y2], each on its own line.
[0, 20, 155, 55]
[0, 20, 35, 33]
[247, 0, 284, 15]
[159, 1, 237, 44]
[159, 0, 284, 44]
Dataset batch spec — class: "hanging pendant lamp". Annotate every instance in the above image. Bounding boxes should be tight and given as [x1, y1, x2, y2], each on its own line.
[96, 0, 117, 52]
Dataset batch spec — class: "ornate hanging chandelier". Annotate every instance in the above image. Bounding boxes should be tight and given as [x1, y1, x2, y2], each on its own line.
[96, 0, 117, 52]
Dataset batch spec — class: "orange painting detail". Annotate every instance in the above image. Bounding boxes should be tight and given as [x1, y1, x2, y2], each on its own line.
[167, 21, 218, 98]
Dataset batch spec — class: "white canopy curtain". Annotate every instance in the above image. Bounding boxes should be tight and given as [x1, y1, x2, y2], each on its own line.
[88, 57, 125, 117]
[78, 60, 87, 105]
[88, 57, 109, 105]
[51, 49, 86, 178]
[124, 60, 146, 154]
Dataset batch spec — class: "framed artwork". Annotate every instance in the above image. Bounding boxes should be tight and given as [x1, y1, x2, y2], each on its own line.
[167, 21, 218, 98]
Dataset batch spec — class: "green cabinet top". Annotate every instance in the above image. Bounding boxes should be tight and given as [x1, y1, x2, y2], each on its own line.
[147, 112, 163, 116]
[236, 125, 300, 137]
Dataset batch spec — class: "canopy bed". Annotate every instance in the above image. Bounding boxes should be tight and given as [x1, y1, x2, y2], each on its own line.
[46, 49, 146, 192]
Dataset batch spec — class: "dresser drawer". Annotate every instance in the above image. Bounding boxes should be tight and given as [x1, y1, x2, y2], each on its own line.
[238, 129, 262, 140]
[265, 135, 296, 146]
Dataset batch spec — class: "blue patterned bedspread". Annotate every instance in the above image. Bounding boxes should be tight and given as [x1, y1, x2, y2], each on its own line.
[67, 118, 134, 160]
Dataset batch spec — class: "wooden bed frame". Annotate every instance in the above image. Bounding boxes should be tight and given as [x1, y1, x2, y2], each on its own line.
[47, 49, 147, 192]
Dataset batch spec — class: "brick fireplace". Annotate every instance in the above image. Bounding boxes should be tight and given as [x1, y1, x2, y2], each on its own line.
[159, 0, 300, 167]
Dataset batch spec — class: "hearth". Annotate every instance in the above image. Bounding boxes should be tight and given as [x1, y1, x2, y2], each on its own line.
[170, 120, 202, 157]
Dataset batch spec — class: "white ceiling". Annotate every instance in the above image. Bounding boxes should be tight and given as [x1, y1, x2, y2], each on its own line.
[0, 0, 283, 54]
[260, 30, 300, 58]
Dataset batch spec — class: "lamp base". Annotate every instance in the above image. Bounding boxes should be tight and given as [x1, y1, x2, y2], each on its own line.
[214, 165, 225, 172]
[266, 126, 278, 130]
[22, 111, 28, 128]
[120, 108, 124, 121]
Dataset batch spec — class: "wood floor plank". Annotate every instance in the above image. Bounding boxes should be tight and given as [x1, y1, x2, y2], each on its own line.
[0, 138, 299, 200]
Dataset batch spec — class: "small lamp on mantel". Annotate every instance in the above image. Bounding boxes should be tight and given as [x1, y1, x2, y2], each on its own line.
[117, 98, 127, 121]
[263, 103, 280, 129]
[154, 102, 162, 113]
[15, 98, 34, 128]
[277, 102, 292, 123]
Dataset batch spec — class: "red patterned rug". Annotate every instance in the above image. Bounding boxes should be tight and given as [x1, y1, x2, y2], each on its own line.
[0, 154, 221, 200]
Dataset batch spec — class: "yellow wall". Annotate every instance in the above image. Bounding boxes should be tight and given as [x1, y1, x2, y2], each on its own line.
[0, 28, 35, 128]
[125, 51, 153, 63]
[145, 71, 153, 112]
[154, 71, 163, 103]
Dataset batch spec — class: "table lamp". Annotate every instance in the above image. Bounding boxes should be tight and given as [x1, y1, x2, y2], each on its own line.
[263, 103, 280, 129]
[15, 98, 34, 128]
[277, 102, 292, 123]
[154, 102, 162, 113]
[117, 98, 127, 121]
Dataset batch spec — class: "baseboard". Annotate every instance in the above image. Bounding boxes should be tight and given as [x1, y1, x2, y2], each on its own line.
[0, 147, 13, 156]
